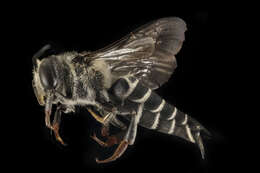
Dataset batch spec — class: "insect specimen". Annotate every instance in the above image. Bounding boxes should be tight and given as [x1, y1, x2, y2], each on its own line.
[32, 17, 210, 163]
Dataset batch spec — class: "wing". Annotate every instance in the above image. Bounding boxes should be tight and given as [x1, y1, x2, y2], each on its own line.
[84, 17, 187, 90]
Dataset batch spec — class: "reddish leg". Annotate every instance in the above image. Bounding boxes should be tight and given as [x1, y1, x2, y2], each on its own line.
[91, 133, 119, 147]
[96, 140, 128, 163]
[91, 128, 129, 163]
[91, 125, 124, 147]
[95, 112, 138, 163]
[45, 109, 52, 129]
[52, 107, 66, 145]
[101, 125, 110, 137]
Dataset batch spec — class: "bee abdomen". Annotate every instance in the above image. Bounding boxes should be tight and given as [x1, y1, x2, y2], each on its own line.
[111, 77, 210, 158]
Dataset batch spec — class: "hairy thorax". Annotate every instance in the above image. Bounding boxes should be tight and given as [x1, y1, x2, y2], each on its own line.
[62, 57, 111, 108]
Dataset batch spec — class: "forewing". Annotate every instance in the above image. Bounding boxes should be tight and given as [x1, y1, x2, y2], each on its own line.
[86, 17, 187, 89]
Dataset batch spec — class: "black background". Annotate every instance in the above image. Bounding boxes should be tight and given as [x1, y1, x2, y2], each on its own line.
[3, 2, 250, 173]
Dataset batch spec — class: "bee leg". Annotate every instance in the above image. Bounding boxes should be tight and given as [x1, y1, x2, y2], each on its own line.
[96, 140, 128, 164]
[101, 125, 110, 137]
[91, 125, 126, 147]
[91, 125, 110, 147]
[87, 108, 115, 125]
[91, 133, 108, 147]
[111, 116, 127, 130]
[91, 133, 120, 148]
[44, 93, 54, 129]
[52, 106, 66, 146]
[45, 110, 52, 129]
[96, 114, 138, 163]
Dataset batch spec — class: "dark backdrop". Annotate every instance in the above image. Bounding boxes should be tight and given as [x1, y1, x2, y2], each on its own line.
[3, 2, 248, 173]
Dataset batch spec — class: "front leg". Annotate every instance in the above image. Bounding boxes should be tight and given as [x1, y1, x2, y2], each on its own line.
[51, 91, 74, 141]
[52, 106, 66, 145]
[52, 105, 74, 145]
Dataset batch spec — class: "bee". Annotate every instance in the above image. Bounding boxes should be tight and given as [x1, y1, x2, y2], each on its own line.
[32, 17, 211, 163]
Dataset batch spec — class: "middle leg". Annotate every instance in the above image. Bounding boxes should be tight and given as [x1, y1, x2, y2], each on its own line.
[95, 113, 139, 163]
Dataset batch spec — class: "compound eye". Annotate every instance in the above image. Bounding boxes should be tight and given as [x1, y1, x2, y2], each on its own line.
[39, 59, 58, 90]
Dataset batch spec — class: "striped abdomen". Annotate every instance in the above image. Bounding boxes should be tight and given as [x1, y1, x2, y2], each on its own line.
[110, 76, 210, 158]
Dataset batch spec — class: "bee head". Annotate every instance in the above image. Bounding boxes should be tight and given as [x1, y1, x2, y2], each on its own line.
[32, 45, 60, 105]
